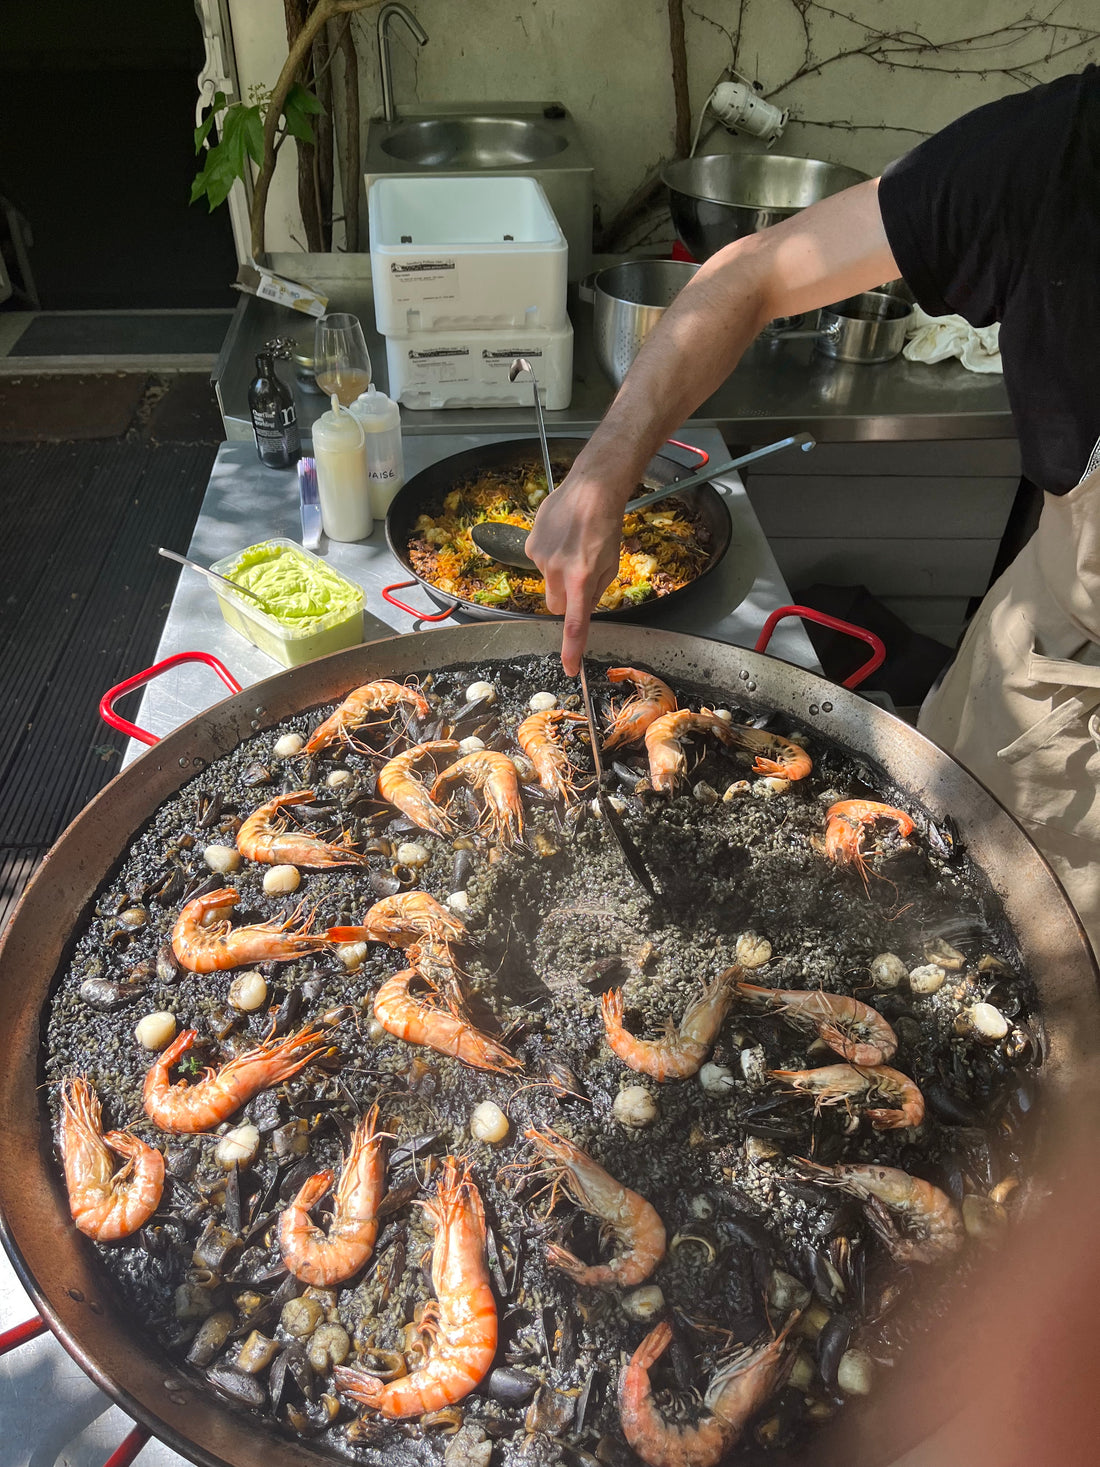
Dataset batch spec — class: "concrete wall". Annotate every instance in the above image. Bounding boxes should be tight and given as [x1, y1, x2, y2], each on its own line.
[223, 0, 1100, 254]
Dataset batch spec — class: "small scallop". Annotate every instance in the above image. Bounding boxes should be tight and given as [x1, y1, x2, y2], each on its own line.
[458, 735, 486, 754]
[612, 1085, 658, 1128]
[909, 963, 946, 995]
[274, 732, 305, 758]
[308, 1322, 351, 1371]
[203, 844, 240, 875]
[699, 1062, 736, 1096]
[281, 1296, 325, 1338]
[622, 1285, 664, 1320]
[325, 768, 353, 789]
[396, 841, 430, 869]
[262, 863, 301, 896]
[753, 777, 790, 797]
[446, 890, 470, 914]
[870, 952, 907, 990]
[528, 691, 558, 712]
[215, 1124, 261, 1169]
[712, 708, 733, 722]
[337, 941, 368, 971]
[736, 933, 772, 969]
[469, 1101, 509, 1144]
[135, 1011, 177, 1051]
[958, 1002, 1009, 1042]
[466, 681, 496, 704]
[836, 1349, 875, 1396]
[228, 971, 268, 1012]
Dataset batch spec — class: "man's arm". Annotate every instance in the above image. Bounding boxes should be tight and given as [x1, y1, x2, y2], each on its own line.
[526, 177, 899, 674]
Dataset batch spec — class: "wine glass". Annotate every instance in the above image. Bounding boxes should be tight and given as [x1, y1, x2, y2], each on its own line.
[314, 313, 372, 406]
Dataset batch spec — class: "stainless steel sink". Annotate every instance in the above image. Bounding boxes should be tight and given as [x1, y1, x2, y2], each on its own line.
[380, 116, 569, 168]
[364, 102, 593, 278]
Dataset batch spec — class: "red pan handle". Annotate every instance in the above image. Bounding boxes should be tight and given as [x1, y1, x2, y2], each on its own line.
[663, 439, 709, 467]
[754, 604, 886, 691]
[103, 1425, 153, 1467]
[0, 1314, 48, 1356]
[99, 652, 242, 747]
[381, 580, 456, 623]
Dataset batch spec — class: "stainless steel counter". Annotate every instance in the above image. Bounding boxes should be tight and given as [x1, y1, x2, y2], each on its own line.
[122, 426, 817, 759]
[215, 257, 1012, 445]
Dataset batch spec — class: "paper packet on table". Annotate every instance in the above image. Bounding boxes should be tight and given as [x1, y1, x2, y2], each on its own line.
[233, 261, 328, 317]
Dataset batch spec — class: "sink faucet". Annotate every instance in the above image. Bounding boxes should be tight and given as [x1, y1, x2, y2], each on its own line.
[377, 3, 429, 124]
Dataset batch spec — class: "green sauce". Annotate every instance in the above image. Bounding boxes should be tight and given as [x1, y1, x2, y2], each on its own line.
[232, 543, 360, 626]
[217, 541, 364, 667]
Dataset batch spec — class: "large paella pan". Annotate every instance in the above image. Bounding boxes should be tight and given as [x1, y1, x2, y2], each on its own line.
[1, 621, 1098, 1467]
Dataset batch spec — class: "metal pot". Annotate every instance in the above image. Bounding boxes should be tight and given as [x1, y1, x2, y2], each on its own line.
[763, 291, 913, 365]
[382, 434, 730, 620]
[662, 153, 868, 261]
[2, 621, 1099, 1467]
[579, 260, 699, 386]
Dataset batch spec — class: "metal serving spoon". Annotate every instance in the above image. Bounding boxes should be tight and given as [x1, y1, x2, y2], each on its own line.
[157, 546, 270, 609]
[469, 429, 815, 573]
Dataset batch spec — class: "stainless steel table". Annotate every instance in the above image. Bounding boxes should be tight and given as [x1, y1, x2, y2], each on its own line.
[215, 256, 1013, 446]
[121, 425, 819, 760]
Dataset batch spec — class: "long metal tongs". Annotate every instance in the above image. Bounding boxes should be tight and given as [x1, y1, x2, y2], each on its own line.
[503, 358, 659, 897]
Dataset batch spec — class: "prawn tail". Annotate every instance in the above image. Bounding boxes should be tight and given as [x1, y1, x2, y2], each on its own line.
[333, 1363, 385, 1407]
[630, 1319, 674, 1371]
[326, 925, 370, 943]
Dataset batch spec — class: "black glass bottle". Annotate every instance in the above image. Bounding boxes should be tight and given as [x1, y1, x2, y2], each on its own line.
[248, 352, 301, 468]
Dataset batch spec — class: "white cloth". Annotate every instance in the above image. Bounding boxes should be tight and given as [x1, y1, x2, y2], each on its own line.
[903, 306, 1002, 373]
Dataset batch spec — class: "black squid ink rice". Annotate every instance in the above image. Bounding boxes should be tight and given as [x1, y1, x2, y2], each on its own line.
[43, 653, 1044, 1467]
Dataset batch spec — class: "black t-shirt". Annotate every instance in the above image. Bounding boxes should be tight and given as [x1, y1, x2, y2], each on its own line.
[878, 67, 1100, 494]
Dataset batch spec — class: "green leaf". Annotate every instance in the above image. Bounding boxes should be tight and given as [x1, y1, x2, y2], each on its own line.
[193, 90, 227, 154]
[283, 83, 323, 144]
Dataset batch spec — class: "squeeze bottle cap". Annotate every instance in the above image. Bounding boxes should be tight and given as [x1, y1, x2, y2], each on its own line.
[314, 393, 366, 449]
[351, 384, 400, 431]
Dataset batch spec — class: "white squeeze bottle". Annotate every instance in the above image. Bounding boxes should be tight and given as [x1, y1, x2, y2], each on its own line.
[350, 385, 405, 520]
[313, 394, 372, 541]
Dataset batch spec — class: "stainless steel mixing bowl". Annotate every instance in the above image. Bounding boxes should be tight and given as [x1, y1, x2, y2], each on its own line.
[662, 153, 868, 260]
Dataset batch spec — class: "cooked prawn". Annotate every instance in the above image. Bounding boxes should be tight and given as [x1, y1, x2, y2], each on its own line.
[603, 668, 677, 751]
[516, 709, 589, 801]
[768, 1062, 925, 1130]
[727, 724, 812, 781]
[143, 1024, 326, 1133]
[373, 968, 522, 1073]
[59, 1077, 164, 1242]
[279, 1105, 387, 1285]
[619, 1313, 801, 1467]
[431, 751, 525, 848]
[170, 886, 326, 973]
[793, 1159, 964, 1264]
[644, 709, 735, 794]
[735, 981, 898, 1066]
[525, 1126, 666, 1288]
[334, 1156, 497, 1417]
[601, 966, 741, 1081]
[304, 679, 431, 753]
[236, 789, 368, 867]
[328, 891, 466, 951]
[378, 740, 459, 837]
[824, 799, 917, 888]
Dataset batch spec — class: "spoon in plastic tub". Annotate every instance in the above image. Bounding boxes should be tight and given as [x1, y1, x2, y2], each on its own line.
[469, 430, 815, 572]
[157, 547, 270, 609]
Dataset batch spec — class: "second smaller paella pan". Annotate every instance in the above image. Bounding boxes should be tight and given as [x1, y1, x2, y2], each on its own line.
[384, 437, 732, 622]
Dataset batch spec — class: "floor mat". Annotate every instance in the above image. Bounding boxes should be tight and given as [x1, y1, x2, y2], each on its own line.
[12, 311, 233, 356]
[0, 437, 216, 930]
[0, 374, 149, 440]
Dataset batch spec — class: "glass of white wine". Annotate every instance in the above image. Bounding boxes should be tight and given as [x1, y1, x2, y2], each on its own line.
[314, 313, 372, 406]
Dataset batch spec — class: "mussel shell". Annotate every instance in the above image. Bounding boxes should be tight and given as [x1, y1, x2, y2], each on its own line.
[486, 1366, 538, 1405]
[207, 1363, 267, 1409]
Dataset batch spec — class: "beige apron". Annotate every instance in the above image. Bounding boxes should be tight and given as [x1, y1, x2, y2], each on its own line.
[918, 462, 1100, 958]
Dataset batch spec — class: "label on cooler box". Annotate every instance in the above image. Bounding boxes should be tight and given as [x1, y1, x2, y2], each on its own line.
[479, 346, 545, 372]
[404, 345, 472, 383]
[387, 258, 461, 308]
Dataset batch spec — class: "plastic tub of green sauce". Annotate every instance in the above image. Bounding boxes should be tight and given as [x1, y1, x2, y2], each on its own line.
[209, 538, 365, 667]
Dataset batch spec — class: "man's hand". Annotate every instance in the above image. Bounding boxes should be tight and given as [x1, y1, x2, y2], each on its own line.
[525, 462, 630, 675]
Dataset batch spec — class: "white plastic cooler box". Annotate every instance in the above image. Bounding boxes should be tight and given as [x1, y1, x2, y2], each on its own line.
[369, 175, 568, 334]
[385, 321, 573, 411]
